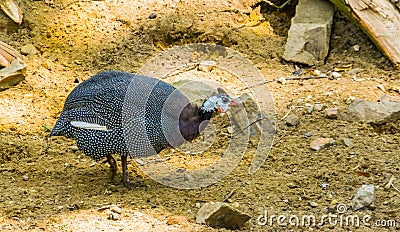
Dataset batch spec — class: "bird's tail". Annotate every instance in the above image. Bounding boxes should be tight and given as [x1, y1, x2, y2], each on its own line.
[49, 118, 71, 137]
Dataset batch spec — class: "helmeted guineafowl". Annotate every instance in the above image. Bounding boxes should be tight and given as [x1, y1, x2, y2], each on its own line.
[50, 71, 238, 188]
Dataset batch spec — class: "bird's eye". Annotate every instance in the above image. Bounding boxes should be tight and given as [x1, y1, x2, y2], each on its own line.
[221, 96, 230, 103]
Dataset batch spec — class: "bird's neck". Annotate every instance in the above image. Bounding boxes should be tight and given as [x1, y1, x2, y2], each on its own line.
[179, 107, 214, 142]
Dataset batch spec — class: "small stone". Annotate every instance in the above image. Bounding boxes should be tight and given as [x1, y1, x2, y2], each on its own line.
[69, 146, 79, 152]
[314, 103, 325, 111]
[22, 175, 29, 181]
[41, 61, 51, 70]
[133, 211, 143, 217]
[352, 184, 375, 211]
[310, 202, 318, 208]
[227, 126, 234, 134]
[331, 72, 342, 78]
[310, 138, 335, 151]
[64, 162, 69, 168]
[304, 132, 313, 137]
[198, 60, 216, 72]
[325, 107, 339, 119]
[347, 68, 363, 75]
[231, 202, 240, 208]
[110, 205, 122, 214]
[353, 45, 360, 52]
[149, 13, 157, 19]
[20, 44, 39, 55]
[346, 96, 356, 104]
[321, 183, 329, 190]
[276, 77, 286, 84]
[196, 202, 251, 229]
[307, 105, 314, 113]
[195, 202, 201, 208]
[108, 212, 120, 220]
[342, 137, 353, 147]
[377, 84, 385, 92]
[287, 182, 298, 188]
[313, 69, 322, 76]
[135, 158, 146, 166]
[285, 114, 300, 126]
[167, 215, 188, 225]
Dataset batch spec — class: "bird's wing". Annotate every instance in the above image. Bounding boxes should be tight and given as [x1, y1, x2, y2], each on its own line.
[62, 72, 130, 130]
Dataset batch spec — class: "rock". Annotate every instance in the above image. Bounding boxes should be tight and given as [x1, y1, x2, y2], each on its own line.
[108, 212, 120, 220]
[133, 211, 143, 217]
[304, 132, 313, 137]
[0, 41, 22, 67]
[172, 80, 214, 107]
[148, 13, 157, 19]
[196, 202, 251, 229]
[0, 60, 25, 91]
[314, 103, 325, 111]
[283, 0, 335, 65]
[230, 93, 266, 137]
[198, 60, 216, 72]
[325, 107, 339, 119]
[22, 174, 29, 181]
[339, 99, 400, 124]
[310, 137, 335, 151]
[287, 182, 298, 188]
[353, 45, 360, 52]
[352, 184, 375, 211]
[310, 202, 318, 208]
[110, 205, 122, 214]
[167, 215, 188, 225]
[342, 137, 353, 147]
[276, 76, 286, 84]
[379, 94, 400, 103]
[285, 114, 300, 126]
[331, 72, 342, 78]
[20, 44, 39, 55]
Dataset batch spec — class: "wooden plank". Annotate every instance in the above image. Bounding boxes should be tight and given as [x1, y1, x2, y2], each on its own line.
[330, 0, 400, 70]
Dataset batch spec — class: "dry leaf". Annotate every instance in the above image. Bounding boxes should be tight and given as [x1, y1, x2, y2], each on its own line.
[0, 0, 23, 24]
[0, 40, 22, 67]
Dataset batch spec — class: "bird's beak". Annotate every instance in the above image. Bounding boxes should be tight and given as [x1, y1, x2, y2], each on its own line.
[229, 98, 239, 107]
[217, 99, 239, 113]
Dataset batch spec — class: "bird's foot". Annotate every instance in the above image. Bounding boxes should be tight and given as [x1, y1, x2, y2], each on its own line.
[122, 174, 138, 189]
[105, 154, 117, 180]
[121, 172, 145, 188]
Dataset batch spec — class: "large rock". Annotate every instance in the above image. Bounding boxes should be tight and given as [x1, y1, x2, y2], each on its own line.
[196, 202, 251, 229]
[352, 184, 375, 211]
[283, 0, 335, 65]
[0, 60, 26, 91]
[339, 99, 400, 124]
[172, 80, 214, 106]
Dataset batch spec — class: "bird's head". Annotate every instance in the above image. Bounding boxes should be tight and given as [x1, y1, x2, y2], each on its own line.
[200, 88, 239, 113]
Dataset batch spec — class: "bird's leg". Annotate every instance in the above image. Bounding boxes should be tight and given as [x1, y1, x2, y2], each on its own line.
[106, 154, 117, 180]
[121, 155, 132, 188]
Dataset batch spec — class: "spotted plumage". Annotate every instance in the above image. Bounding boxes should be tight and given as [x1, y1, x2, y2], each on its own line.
[50, 71, 238, 187]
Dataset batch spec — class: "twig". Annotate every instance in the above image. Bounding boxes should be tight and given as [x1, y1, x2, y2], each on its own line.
[384, 175, 400, 194]
[241, 75, 328, 91]
[223, 189, 237, 202]
[261, 0, 292, 9]
[281, 106, 303, 120]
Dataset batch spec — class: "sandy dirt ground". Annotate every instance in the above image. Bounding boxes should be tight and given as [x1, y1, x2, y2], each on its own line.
[0, 0, 399, 231]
